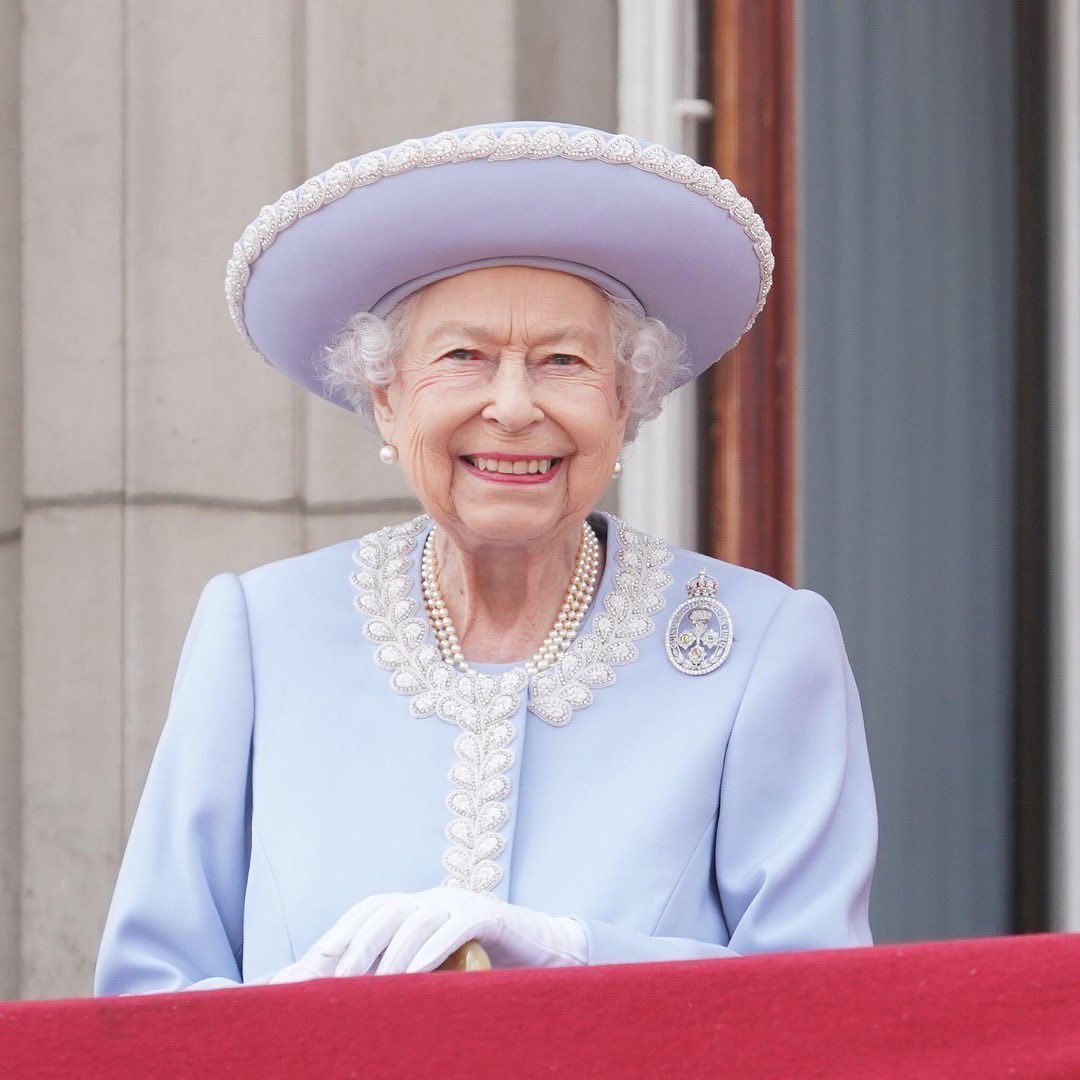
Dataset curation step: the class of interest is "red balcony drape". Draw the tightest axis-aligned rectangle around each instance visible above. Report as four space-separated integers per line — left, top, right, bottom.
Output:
2 932 1079 1078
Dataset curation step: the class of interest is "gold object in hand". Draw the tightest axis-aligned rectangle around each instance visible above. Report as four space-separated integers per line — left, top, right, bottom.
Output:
437 939 492 971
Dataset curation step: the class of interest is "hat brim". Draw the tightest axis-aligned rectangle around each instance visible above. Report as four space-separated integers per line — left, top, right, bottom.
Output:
226 121 773 407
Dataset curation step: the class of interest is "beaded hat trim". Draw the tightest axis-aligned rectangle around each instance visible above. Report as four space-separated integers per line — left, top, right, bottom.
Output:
224 124 774 363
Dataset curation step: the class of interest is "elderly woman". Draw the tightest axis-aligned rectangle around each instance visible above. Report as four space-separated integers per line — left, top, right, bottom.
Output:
94 121 877 994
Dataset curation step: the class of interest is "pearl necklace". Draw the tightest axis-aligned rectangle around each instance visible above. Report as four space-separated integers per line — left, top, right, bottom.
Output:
420 521 601 676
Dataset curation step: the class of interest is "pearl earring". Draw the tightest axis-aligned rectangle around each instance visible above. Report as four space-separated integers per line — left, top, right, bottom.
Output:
612 457 623 479
378 442 398 465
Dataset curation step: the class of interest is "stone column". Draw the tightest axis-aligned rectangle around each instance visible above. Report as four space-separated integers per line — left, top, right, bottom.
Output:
0 0 22 1002
20 0 127 1002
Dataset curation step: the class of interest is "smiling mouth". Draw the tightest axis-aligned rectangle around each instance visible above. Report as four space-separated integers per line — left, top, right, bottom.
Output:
459 454 563 475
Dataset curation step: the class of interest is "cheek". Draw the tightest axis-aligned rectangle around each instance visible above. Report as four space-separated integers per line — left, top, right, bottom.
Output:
389 379 478 505
394 374 471 449
545 378 624 451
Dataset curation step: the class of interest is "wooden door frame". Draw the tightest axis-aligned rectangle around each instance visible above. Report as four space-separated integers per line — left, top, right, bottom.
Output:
703 0 798 582
703 0 1053 933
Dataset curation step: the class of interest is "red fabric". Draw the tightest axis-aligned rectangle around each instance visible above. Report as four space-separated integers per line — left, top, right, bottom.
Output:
3 932 1079 1078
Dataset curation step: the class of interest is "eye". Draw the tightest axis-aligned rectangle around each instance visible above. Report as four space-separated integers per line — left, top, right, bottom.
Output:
547 353 582 366
444 348 477 361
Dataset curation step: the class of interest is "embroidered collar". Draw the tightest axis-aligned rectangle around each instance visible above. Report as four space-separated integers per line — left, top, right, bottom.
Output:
350 511 673 727
348 511 673 891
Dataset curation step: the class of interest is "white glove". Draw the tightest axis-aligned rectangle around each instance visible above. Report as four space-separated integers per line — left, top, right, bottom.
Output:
298 885 589 977
265 949 338 985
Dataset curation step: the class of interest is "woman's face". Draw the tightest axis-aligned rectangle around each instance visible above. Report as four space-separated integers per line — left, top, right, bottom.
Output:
371 265 628 549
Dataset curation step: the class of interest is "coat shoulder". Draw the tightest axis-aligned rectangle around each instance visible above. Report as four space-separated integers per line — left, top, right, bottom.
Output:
666 542 792 640
235 515 425 606
605 514 798 669
237 535 357 598
665 541 792 604
643 527 847 668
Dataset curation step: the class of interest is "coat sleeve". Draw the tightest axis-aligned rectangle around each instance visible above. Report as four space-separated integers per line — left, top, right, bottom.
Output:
569 587 879 966
93 572 273 995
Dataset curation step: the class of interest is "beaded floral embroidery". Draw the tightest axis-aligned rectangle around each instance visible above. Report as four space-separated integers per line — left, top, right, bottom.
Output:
349 513 674 892
527 518 674 726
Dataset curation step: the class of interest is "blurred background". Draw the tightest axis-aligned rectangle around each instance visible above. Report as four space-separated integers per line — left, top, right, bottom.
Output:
0 0 1077 1000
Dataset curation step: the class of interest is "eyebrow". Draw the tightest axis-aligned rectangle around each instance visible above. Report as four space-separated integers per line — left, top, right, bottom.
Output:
424 321 602 351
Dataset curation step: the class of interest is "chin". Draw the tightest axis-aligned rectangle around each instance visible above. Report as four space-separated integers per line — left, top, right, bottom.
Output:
450 502 565 546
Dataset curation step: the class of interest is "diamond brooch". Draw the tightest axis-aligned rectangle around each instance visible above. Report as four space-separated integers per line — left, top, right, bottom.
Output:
665 569 734 676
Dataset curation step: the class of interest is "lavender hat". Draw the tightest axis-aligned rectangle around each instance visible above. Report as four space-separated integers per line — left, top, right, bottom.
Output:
224 120 774 408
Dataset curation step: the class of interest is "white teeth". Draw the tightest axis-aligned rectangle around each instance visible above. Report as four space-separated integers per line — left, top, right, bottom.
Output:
466 455 557 474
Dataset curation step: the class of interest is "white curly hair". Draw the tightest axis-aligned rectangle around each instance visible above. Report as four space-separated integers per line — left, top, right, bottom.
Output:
316 279 691 444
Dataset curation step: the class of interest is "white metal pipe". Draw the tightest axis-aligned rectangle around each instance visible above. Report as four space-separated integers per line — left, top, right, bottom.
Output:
616 0 703 549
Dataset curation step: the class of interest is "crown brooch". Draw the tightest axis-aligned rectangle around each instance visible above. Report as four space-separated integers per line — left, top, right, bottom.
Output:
665 568 734 676
685 569 720 599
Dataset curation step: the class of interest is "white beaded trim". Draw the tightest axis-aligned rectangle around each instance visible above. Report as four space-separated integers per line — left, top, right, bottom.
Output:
528 516 674 726
224 125 774 358
350 514 525 893
348 511 675 892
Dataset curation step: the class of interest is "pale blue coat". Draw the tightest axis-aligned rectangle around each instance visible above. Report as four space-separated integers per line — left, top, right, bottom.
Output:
94 511 878 995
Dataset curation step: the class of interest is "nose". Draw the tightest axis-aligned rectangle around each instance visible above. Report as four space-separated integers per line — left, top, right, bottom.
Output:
480 358 544 432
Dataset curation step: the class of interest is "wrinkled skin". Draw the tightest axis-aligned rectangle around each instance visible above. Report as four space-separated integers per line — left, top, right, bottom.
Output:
371 265 627 664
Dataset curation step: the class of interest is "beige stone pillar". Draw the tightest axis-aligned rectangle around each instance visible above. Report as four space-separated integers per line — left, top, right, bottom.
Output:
0 0 22 1002
20 0 126 1002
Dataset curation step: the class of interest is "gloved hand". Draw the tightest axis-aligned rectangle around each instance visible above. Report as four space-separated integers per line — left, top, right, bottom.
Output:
265 947 338 984
292 885 589 977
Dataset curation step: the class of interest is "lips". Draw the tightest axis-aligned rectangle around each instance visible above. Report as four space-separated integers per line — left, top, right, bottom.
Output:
458 454 565 485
